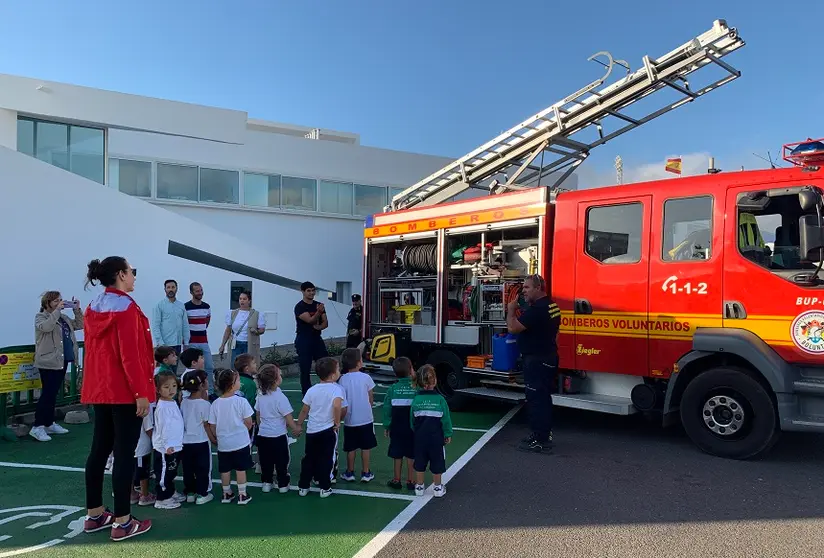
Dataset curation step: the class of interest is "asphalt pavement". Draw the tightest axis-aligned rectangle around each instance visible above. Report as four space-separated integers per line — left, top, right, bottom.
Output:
378 404 824 558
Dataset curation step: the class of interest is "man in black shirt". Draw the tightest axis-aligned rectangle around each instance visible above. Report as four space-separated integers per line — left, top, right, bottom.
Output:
506 274 561 453
294 281 329 395
346 294 364 348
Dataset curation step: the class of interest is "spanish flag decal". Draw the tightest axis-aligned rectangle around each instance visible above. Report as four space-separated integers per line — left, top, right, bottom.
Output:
665 157 682 175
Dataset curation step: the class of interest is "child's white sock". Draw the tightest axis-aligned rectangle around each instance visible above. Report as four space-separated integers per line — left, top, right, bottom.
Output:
222 484 231 494
238 483 247 495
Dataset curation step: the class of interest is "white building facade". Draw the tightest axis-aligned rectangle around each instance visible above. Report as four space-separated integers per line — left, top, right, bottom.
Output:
0 73 452 352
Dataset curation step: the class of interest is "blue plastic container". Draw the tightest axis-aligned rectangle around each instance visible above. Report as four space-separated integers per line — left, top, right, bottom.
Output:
492 333 519 372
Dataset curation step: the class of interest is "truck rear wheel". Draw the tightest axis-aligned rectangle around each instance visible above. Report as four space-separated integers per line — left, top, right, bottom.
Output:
680 366 779 460
426 350 468 409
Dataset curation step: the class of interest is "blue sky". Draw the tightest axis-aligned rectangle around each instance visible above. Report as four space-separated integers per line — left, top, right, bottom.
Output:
0 0 821 186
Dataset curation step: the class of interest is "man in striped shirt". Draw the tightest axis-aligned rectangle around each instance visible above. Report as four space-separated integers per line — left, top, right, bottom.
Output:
185 282 214 394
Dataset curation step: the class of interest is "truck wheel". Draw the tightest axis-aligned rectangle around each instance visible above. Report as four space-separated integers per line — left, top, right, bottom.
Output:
680 366 779 460
426 350 467 409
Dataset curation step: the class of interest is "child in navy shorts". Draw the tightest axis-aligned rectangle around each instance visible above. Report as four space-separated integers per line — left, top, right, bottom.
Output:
208 368 254 505
410 364 453 498
338 348 377 483
382 357 417 490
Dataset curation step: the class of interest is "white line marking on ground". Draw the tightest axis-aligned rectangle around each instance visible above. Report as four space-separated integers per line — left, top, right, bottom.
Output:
370 422 487 433
0 462 414 502
352 404 522 558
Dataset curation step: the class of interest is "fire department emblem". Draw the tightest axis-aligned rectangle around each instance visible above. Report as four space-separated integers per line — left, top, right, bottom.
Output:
791 311 824 354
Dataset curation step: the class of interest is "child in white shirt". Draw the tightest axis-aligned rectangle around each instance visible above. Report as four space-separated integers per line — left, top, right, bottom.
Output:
131 401 156 507
181 370 216 505
254 364 301 494
296 357 346 498
152 371 186 510
338 348 377 483
208 368 254 505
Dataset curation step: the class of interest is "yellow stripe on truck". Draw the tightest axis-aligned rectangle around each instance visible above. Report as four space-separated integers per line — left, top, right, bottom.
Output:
558 311 795 346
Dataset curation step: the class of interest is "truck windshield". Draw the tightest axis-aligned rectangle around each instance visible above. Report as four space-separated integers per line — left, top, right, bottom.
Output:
736 187 821 272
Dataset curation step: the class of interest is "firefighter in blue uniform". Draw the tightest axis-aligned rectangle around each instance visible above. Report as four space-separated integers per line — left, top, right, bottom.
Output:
506 274 561 453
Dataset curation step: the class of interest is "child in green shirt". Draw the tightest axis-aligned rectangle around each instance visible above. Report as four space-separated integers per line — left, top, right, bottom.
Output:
410 364 452 498
382 357 418 490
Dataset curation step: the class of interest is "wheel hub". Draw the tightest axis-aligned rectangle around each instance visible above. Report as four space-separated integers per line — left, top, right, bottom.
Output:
702 395 745 436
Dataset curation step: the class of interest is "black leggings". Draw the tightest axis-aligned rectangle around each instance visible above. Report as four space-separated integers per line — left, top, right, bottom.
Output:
85 404 142 518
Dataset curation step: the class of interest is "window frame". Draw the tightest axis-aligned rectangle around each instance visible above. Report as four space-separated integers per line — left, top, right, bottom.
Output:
198 166 240 205
280 175 318 212
319 180 355 215
660 195 715 264
584 201 644 265
242 171 282 209
108 157 154 198
18 116 107 184
156 161 200 202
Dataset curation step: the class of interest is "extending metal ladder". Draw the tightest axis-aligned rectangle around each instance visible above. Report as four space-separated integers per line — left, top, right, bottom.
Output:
391 19 745 211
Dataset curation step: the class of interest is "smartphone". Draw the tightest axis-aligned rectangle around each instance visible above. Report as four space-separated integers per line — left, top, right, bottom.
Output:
62 300 75 309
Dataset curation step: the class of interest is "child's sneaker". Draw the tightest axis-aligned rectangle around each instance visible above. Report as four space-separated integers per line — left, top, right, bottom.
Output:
298 488 309 497
186 493 196 504
171 492 187 504
278 485 290 494
110 517 151 542
238 493 252 505
361 471 375 483
342 471 356 482
196 493 214 505
319 489 332 498
83 509 114 533
406 481 416 491
154 498 180 510
387 479 402 489
138 494 156 507
130 490 140 505
221 492 235 504
262 483 273 493
414 484 425 497
433 484 447 498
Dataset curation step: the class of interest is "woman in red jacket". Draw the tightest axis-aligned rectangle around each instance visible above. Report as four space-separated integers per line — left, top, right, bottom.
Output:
81 257 154 542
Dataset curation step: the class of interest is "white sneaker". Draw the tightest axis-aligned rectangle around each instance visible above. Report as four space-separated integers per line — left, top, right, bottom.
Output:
29 426 51 442
278 486 290 494
433 484 446 498
414 484 425 497
154 498 181 510
45 423 69 435
196 493 214 505
319 489 332 498
186 494 196 504
298 488 309 497
262 483 272 493
171 492 187 504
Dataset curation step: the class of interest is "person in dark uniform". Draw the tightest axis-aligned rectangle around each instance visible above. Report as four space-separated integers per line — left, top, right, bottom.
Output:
346 295 363 349
294 282 329 395
506 274 561 453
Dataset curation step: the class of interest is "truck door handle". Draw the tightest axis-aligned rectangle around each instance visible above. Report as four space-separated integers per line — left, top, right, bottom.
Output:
575 299 593 315
724 301 747 319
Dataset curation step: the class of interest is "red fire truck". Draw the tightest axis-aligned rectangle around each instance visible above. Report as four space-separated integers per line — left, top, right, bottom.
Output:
359 20 824 459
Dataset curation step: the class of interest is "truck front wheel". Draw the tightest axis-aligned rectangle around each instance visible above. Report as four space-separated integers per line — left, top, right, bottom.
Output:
680 366 779 460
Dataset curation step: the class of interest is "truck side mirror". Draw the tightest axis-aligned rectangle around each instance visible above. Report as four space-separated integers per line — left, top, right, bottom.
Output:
799 214 824 260
799 189 822 212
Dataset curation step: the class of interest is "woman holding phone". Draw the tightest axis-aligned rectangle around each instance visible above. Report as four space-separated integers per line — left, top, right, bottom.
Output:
31 291 84 442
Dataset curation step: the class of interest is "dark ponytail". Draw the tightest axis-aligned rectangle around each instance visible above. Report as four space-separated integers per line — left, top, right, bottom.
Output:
85 256 129 290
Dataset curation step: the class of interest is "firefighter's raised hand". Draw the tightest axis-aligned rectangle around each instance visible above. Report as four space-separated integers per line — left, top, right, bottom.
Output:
506 299 518 315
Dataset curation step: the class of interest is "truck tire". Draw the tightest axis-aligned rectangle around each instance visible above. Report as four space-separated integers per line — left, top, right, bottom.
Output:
426 350 468 409
679 366 779 460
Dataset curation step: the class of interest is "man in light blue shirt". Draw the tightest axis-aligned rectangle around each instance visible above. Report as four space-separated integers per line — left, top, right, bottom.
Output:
151 279 190 372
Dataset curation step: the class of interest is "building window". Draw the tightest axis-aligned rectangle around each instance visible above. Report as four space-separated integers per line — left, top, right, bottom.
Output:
17 118 34 156
282 176 317 211
585 203 643 264
69 126 105 183
109 158 152 197
336 281 352 303
200 167 239 204
319 180 354 214
230 281 253 310
157 163 198 201
244 173 281 208
354 184 387 216
662 196 713 261
17 117 105 184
